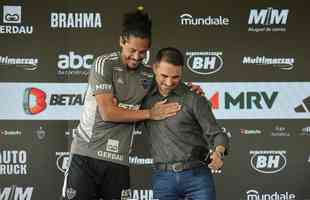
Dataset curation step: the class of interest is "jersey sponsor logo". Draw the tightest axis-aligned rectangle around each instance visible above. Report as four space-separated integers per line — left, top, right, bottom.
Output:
95 83 112 91
186 51 223 75
118 103 141 111
50 12 102 29
0 150 27 175
106 139 119 153
250 150 287 174
0 5 34 34
179 13 230 26
97 151 124 161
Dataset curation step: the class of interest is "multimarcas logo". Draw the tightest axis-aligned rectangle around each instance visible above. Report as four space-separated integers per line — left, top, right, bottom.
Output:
242 56 295 70
0 55 39 70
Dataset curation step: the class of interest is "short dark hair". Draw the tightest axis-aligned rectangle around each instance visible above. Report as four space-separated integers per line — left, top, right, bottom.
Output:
155 47 184 66
121 8 152 42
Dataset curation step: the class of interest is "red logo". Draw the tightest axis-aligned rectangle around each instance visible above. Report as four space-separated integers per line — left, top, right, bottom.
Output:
208 92 219 109
23 87 47 114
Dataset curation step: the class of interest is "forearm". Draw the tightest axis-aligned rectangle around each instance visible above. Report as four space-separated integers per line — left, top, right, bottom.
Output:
99 106 150 122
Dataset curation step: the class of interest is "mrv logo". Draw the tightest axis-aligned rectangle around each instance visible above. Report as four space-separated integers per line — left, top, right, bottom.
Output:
50 12 102 28
246 189 296 200
248 8 289 32
0 185 33 200
225 91 278 109
57 51 94 76
0 150 27 175
186 51 223 75
250 150 287 174
1 6 34 34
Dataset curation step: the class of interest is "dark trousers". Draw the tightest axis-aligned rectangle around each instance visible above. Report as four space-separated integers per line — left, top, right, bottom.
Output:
61 154 130 200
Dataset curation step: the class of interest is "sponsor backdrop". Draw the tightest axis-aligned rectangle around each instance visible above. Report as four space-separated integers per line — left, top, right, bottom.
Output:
0 0 309 200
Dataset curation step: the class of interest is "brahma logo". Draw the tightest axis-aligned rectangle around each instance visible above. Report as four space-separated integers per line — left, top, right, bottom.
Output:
50 12 102 29
186 51 223 75
250 150 286 174
23 87 47 115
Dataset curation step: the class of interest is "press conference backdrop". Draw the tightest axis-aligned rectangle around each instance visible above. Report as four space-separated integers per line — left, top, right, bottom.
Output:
0 0 309 200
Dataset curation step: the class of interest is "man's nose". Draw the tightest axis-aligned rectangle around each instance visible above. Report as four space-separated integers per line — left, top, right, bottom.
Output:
132 52 139 60
165 79 173 86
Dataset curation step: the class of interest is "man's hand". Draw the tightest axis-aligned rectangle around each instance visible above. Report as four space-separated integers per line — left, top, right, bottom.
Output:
187 82 205 96
149 100 181 120
208 151 224 171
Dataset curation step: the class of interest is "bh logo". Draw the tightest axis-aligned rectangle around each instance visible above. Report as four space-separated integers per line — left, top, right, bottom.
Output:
250 150 287 174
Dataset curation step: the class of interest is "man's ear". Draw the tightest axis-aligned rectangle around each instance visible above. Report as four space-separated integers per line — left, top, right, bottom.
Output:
119 36 125 47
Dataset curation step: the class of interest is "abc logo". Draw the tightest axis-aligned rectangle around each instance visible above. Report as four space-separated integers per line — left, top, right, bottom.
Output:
58 51 94 69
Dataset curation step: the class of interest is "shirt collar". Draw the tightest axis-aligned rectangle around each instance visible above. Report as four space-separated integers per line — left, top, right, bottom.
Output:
150 82 187 97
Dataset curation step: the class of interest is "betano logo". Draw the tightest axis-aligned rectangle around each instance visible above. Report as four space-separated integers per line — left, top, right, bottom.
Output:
23 87 47 115
1 5 33 34
23 87 85 115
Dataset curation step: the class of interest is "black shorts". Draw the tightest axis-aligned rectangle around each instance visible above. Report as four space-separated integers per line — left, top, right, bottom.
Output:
61 154 130 200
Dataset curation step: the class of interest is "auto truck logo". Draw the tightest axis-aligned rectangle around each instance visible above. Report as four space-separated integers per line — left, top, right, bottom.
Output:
250 150 286 174
186 51 223 75
23 87 47 115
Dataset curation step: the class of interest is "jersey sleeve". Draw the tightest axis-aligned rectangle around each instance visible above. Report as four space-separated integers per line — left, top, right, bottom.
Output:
88 55 114 95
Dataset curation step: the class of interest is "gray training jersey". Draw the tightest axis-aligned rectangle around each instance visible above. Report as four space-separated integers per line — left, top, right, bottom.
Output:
70 51 154 166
